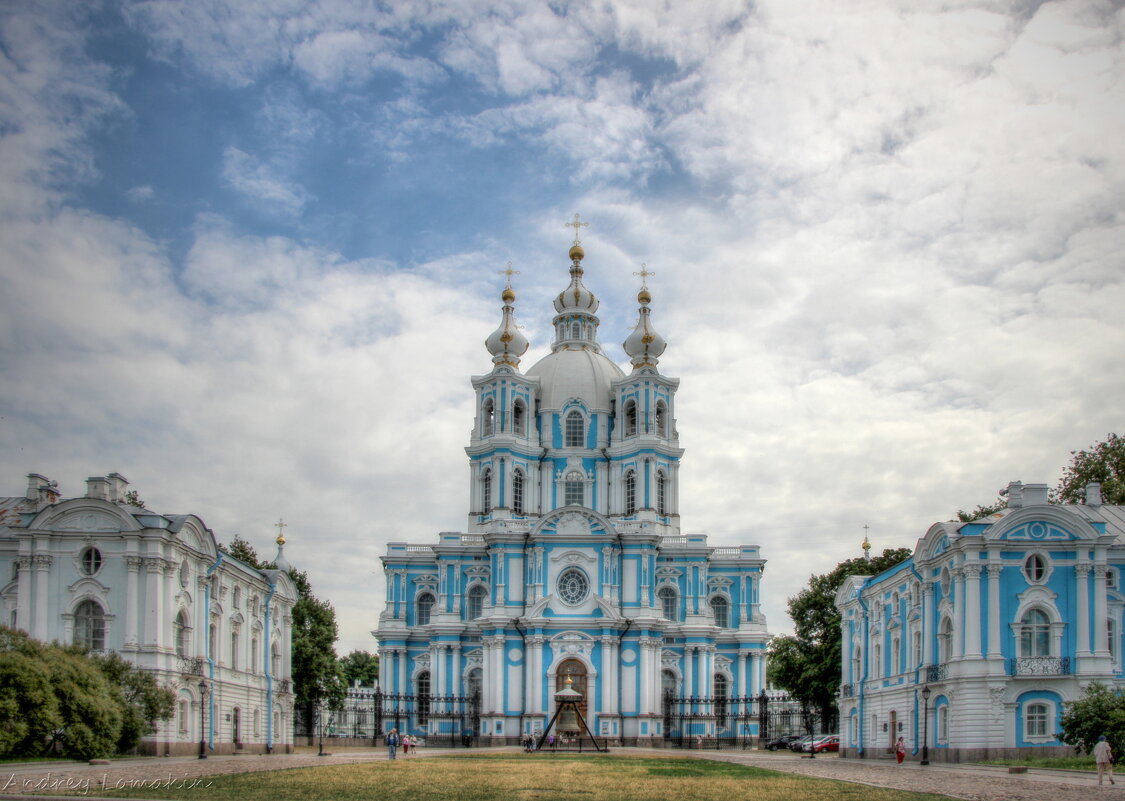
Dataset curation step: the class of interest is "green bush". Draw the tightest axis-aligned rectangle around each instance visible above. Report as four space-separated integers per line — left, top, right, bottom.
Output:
1059 682 1125 764
0 650 60 755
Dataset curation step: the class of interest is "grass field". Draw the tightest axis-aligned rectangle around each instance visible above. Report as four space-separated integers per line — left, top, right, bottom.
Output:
96 753 956 801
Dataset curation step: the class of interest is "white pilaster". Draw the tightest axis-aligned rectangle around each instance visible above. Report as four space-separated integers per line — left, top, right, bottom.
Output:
33 555 51 640
987 564 1002 658
125 557 141 646
1077 563 1091 656
15 557 32 632
1094 565 1110 656
963 563 982 658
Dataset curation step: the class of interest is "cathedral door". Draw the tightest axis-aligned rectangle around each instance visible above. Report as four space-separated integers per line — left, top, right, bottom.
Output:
888 710 897 751
555 659 588 730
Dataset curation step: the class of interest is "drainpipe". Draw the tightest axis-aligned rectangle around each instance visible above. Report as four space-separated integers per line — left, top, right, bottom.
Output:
264 578 277 754
205 553 224 753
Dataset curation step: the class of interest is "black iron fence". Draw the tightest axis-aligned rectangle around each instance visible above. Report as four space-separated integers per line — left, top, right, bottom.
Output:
295 691 481 747
662 692 837 749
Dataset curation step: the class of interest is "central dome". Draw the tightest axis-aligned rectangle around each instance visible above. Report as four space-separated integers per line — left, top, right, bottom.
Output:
525 347 624 411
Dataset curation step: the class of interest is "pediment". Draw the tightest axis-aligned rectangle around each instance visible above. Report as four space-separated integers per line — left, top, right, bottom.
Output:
531 508 615 539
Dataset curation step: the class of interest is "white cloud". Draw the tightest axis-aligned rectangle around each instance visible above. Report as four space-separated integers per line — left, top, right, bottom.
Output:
220 146 313 215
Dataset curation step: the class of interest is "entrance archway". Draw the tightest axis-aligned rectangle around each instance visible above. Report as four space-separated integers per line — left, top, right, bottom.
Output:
888 710 897 750
555 659 588 729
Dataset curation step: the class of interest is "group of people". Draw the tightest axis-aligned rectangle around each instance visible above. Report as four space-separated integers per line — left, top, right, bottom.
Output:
384 729 420 759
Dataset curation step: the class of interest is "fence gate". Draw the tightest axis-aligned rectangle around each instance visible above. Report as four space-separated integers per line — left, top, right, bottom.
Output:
662 692 837 749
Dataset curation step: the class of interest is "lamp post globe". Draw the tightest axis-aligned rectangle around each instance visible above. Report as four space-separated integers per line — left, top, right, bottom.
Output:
920 685 931 766
197 680 209 760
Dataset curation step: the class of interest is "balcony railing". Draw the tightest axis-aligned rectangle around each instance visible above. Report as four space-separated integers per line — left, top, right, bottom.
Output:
1009 656 1071 676
178 656 204 675
926 663 947 682
276 678 292 694
839 683 855 697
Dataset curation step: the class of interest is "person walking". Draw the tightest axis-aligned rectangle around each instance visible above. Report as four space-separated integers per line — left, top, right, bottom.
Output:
386 728 398 760
1094 735 1115 785
895 736 907 764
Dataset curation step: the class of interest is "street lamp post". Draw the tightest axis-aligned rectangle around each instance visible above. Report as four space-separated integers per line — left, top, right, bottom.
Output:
317 697 326 757
197 680 209 760
920 685 931 766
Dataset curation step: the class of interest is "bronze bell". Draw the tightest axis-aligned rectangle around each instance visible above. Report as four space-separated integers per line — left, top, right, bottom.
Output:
558 707 579 734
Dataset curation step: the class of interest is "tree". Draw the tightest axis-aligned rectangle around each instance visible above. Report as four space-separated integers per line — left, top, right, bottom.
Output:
0 647 60 755
88 652 175 753
768 548 912 720
957 498 1007 522
289 569 345 730
218 534 266 568
339 650 379 687
1055 433 1125 505
1060 682 1125 764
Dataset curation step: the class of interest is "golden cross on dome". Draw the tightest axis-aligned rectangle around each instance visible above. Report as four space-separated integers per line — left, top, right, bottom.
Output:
633 263 655 289
498 261 520 288
564 213 588 245
275 518 287 545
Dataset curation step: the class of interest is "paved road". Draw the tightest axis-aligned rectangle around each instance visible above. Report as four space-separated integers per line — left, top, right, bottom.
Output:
2 746 1123 801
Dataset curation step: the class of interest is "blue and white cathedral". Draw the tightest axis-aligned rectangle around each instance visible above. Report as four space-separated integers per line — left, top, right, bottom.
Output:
374 234 770 744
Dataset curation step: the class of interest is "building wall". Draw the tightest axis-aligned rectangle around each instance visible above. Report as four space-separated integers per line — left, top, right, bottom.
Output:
0 472 296 755
837 481 1123 762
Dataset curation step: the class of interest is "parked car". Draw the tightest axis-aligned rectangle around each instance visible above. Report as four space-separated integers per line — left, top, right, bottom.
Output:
766 734 803 751
790 735 815 752
809 734 840 753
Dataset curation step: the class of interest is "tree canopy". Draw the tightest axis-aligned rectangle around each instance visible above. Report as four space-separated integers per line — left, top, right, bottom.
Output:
768 548 912 718
339 650 379 687
1060 682 1125 763
1055 433 1125 505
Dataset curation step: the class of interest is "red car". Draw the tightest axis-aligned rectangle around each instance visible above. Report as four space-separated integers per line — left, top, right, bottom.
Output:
809 735 840 753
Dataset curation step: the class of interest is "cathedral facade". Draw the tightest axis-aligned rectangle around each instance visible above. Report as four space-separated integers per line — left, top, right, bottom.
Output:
374 238 770 745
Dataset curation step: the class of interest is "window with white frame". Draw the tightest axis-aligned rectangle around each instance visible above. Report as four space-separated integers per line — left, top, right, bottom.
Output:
416 593 435 626
624 399 637 437
481 468 492 515
1108 567 1118 590
714 674 729 727
482 398 494 436
658 586 678 621
174 609 190 657
512 469 525 515
912 630 922 668
179 699 189 733
565 411 585 447
1019 608 1051 657
937 705 949 742
1024 701 1050 739
625 470 637 515
656 471 667 515
564 471 584 506
710 596 730 628
655 401 667 437
416 671 431 726
851 646 861 684
1109 617 1119 665
80 547 103 576
467 584 487 620
74 600 105 651
1023 553 1048 583
938 617 953 663
891 636 900 674
872 643 881 679
513 400 526 436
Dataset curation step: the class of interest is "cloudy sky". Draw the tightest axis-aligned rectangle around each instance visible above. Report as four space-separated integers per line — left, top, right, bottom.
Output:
1 0 1122 654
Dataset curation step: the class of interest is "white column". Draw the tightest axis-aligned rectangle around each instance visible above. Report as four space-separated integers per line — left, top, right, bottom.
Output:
922 584 935 665
952 569 964 659
756 651 765 693
15 557 32 632
144 557 163 647
33 555 51 640
125 557 141 646
737 653 747 698
987 564 1002 658
600 637 612 714
1094 565 1110 656
163 562 177 652
1077 564 1091 656
397 648 407 696
963 564 982 658
684 646 694 698
492 636 505 715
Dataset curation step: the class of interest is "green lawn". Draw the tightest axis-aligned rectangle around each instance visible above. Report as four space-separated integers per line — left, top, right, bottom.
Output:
94 753 957 801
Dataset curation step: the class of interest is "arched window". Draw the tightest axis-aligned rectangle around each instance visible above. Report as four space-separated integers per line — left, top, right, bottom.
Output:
466 668 482 699
467 584 487 620
656 471 667 515
1020 608 1051 657
872 643 882 679
655 401 667 437
564 471 584 507
624 400 638 437
416 671 430 726
512 469 525 515
1024 702 1049 738
938 617 953 663
271 642 280 676
565 411 585 447
512 400 526 436
624 470 637 515
714 674 729 727
233 587 242 608
416 593 435 626
231 629 240 670
481 468 492 515
662 669 678 697
658 586 678 621
251 635 259 673
852 646 861 683
482 398 495 436
937 705 949 742
912 630 922 668
571 322 581 340
174 609 190 657
74 600 105 651
891 636 900 674
710 596 729 628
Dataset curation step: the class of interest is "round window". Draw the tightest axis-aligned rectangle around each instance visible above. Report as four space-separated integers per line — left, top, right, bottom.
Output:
80 547 103 576
557 568 589 605
1025 554 1047 583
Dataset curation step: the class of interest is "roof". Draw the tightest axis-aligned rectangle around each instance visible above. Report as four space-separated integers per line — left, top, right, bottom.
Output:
525 346 624 411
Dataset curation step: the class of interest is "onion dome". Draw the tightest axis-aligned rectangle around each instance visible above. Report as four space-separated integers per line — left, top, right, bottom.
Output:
553 246 599 314
273 521 291 573
623 275 666 370
485 284 530 369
